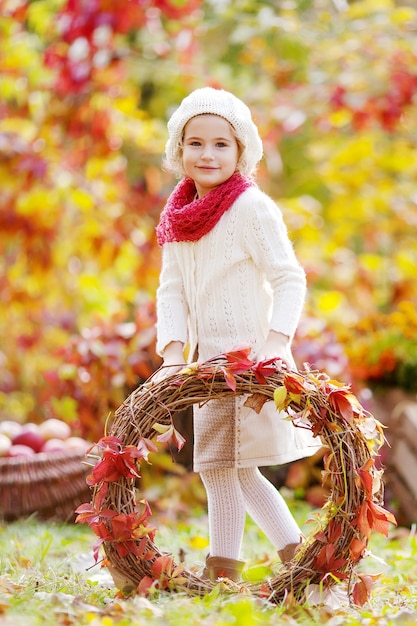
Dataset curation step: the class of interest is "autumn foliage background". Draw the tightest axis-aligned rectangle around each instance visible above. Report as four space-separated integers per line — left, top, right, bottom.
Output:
1 0 417 447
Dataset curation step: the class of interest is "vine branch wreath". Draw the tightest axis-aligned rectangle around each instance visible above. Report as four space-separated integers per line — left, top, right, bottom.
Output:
76 346 396 606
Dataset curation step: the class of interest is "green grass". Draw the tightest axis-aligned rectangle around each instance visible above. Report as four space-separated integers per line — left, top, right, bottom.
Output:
0 498 416 626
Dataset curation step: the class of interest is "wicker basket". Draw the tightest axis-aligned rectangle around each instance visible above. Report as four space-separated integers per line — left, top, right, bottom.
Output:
0 449 91 522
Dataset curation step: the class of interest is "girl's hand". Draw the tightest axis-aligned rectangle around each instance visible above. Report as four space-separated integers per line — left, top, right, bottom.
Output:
147 341 186 385
148 362 185 384
255 330 297 371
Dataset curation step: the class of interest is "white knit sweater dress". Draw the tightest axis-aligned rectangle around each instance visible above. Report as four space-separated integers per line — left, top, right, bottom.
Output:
156 186 322 471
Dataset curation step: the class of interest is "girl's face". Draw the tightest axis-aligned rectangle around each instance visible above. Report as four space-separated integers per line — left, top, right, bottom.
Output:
182 114 240 198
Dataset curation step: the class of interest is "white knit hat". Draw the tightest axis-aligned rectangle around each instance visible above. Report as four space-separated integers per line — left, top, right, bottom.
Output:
165 87 263 178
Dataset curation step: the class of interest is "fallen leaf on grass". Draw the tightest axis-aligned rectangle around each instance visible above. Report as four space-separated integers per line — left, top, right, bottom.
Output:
306 582 349 609
0 575 25 595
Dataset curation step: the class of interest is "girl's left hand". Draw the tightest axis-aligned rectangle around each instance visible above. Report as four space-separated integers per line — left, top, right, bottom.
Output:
255 330 297 371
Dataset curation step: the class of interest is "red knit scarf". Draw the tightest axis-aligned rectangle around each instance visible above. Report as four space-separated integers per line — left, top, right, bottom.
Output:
156 172 254 245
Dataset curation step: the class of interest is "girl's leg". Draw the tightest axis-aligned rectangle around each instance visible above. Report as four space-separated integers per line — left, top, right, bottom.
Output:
199 468 246 559
237 467 301 551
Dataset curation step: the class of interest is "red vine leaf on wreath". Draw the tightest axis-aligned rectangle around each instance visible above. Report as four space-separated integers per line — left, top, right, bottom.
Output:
88 435 124 453
252 358 278 384
314 544 348 580
216 345 255 391
327 388 363 423
108 502 156 558
219 366 239 392
92 480 109 511
313 519 348 579
222 345 254 372
75 502 118 562
138 555 187 595
314 518 343 545
353 500 397 539
283 372 306 394
356 458 383 499
86 443 143 485
75 501 116 528
349 537 367 563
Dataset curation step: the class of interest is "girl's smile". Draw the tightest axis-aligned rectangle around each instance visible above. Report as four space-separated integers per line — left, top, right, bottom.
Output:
182 114 240 197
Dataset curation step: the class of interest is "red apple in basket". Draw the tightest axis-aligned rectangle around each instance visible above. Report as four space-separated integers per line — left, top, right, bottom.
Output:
12 424 44 453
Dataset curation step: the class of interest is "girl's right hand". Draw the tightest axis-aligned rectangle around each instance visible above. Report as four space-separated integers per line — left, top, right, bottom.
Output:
146 340 185 385
147 362 185 385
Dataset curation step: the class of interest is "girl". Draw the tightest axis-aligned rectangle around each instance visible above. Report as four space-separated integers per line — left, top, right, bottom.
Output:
154 87 321 582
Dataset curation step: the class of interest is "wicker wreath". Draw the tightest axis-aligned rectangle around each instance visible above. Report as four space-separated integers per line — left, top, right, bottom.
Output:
76 349 396 604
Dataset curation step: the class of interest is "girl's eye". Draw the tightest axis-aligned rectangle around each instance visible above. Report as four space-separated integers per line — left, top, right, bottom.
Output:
216 142 227 148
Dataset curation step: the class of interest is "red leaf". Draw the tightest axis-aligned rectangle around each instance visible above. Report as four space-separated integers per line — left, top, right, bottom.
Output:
138 576 155 596
221 366 237 392
314 518 343 545
87 444 143 485
349 537 367 562
75 502 116 527
353 500 397 538
136 537 156 561
369 502 397 535
150 554 175 579
352 573 380 606
328 389 357 422
357 459 375 499
258 583 272 599
252 358 278 384
314 544 348 578
93 481 109 510
94 435 124 452
283 372 306 394
223 345 254 372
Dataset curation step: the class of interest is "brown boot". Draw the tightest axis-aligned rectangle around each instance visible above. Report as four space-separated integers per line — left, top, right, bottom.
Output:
278 542 301 565
202 555 245 582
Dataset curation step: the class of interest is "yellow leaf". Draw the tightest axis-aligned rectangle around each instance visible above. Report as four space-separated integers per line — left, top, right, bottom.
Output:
69 188 94 212
152 422 170 434
328 109 352 128
273 386 287 410
289 393 302 405
391 6 417 25
316 291 344 314
188 535 209 550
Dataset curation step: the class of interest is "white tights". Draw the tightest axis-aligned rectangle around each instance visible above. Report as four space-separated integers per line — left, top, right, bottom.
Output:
200 467 301 560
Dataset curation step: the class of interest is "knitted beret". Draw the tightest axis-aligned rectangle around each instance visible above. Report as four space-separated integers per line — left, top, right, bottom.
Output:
165 87 263 178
